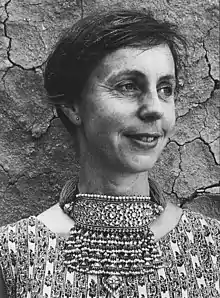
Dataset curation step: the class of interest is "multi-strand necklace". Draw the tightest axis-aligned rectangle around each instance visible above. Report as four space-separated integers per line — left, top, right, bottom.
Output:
60 182 164 294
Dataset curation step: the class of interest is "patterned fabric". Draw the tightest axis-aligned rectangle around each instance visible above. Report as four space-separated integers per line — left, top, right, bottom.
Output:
0 209 220 298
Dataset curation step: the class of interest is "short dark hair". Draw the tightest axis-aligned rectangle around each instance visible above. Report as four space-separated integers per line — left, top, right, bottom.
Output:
44 9 187 132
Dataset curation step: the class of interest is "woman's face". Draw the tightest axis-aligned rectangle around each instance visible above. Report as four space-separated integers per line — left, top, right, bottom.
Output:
78 44 176 173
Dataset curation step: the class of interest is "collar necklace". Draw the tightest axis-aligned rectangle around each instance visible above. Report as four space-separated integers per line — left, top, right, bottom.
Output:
60 181 164 294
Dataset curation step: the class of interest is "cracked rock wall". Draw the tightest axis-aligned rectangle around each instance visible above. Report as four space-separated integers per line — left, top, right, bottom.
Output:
0 0 219 225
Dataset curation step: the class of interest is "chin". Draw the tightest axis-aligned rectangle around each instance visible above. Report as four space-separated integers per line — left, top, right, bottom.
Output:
119 154 158 173
134 156 158 171
124 148 165 173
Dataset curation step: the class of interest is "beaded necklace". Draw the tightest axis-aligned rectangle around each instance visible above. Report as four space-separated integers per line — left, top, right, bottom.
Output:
60 182 164 295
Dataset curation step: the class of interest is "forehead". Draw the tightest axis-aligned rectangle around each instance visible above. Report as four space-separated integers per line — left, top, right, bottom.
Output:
92 44 175 82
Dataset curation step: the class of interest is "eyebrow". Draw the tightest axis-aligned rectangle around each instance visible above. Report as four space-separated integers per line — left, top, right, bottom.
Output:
157 74 176 84
105 70 145 83
105 70 176 84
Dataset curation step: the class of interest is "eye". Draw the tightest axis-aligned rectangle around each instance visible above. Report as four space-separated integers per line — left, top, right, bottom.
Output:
157 85 174 100
115 81 140 94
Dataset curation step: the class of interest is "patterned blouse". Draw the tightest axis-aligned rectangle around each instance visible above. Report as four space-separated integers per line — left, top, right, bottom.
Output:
0 208 219 298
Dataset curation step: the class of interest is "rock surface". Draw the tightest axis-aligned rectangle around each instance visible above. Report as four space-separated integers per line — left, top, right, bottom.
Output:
0 0 219 225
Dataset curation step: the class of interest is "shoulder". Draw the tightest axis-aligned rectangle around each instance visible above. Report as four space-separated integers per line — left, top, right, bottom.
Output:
0 212 68 297
0 217 29 250
0 203 73 243
0 216 39 237
0 215 56 262
0 217 39 259
182 208 220 242
182 207 220 226
0 217 33 297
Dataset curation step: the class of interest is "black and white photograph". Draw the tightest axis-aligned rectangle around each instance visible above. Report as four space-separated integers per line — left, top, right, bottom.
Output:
0 0 219 297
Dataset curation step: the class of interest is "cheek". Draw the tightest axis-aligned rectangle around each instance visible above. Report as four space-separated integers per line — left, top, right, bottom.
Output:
85 96 129 130
163 104 176 134
83 103 120 137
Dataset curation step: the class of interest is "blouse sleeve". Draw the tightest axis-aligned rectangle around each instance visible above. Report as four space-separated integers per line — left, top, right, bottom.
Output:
0 222 18 297
187 209 220 288
205 215 220 259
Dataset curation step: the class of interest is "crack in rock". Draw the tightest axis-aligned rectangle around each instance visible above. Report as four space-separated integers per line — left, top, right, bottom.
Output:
0 162 10 175
3 0 40 70
209 136 220 144
30 112 58 139
198 135 219 166
78 0 84 18
171 143 182 201
171 137 219 165
3 0 16 68
203 26 219 86
180 181 220 206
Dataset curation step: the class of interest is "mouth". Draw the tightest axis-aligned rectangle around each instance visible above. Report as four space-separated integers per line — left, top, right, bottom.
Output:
125 132 162 141
124 132 163 148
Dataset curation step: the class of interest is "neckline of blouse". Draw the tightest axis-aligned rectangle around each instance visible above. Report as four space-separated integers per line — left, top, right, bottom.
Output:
34 203 188 242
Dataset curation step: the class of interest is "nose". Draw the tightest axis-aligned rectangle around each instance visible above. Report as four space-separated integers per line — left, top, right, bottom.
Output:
138 90 163 122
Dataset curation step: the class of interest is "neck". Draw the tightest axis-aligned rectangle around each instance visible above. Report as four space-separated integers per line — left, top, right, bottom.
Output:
78 155 150 197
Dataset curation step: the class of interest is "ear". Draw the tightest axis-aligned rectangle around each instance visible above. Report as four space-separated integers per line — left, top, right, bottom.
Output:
59 105 81 126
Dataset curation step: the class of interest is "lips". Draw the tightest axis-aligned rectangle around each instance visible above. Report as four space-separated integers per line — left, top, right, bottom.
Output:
125 133 162 142
124 132 163 149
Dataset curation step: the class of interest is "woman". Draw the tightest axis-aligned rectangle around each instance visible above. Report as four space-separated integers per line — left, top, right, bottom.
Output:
0 9 219 298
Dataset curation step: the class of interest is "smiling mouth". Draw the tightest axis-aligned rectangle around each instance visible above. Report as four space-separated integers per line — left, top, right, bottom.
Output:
129 135 157 143
125 133 162 142
124 133 162 148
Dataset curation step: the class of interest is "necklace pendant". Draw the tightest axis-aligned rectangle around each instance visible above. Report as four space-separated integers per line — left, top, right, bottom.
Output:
102 275 123 294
